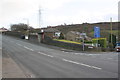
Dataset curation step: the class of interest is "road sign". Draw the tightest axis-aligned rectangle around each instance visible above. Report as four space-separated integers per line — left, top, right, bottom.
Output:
94 27 100 38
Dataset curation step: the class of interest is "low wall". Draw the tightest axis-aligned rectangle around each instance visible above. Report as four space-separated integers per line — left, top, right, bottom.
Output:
4 31 111 52
4 31 39 44
29 35 39 44
43 36 100 52
4 31 23 38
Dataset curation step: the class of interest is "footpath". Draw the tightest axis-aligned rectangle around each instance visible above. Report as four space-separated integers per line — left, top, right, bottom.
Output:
2 50 26 78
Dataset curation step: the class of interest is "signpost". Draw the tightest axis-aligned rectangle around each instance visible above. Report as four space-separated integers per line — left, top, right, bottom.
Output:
94 27 100 48
81 33 86 51
94 27 100 38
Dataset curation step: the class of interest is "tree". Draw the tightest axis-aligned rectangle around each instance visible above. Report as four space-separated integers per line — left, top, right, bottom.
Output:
109 34 116 48
11 23 28 32
59 33 64 39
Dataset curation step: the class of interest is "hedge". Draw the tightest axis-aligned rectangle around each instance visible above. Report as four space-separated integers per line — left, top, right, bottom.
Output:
92 38 107 48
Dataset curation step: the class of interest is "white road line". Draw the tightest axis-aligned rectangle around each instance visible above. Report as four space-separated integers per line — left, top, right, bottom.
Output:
38 52 54 58
46 55 54 58
24 46 34 51
62 59 80 64
62 58 102 70
91 66 102 70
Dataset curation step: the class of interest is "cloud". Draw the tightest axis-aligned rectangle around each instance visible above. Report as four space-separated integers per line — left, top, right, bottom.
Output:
0 0 119 28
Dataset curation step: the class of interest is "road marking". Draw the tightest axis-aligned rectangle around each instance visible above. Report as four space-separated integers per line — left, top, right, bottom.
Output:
62 58 102 70
24 46 34 51
62 59 80 64
91 66 102 70
38 52 54 58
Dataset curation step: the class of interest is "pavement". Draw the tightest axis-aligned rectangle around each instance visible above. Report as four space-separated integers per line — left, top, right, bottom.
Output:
0 34 2 79
2 35 119 78
2 53 26 78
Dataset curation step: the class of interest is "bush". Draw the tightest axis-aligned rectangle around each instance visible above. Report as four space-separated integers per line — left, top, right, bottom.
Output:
59 33 64 39
92 38 107 48
84 41 92 44
109 34 116 48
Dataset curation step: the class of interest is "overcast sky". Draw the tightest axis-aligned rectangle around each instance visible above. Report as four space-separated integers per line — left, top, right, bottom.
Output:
0 0 119 29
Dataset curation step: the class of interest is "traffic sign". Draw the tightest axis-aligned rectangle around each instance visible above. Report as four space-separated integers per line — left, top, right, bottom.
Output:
94 27 100 38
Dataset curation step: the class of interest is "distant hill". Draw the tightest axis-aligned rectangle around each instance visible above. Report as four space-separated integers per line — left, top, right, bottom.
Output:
41 22 119 40
55 22 118 33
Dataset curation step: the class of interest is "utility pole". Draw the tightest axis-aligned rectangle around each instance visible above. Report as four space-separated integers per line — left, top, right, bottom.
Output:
82 24 85 51
110 17 113 44
39 6 41 28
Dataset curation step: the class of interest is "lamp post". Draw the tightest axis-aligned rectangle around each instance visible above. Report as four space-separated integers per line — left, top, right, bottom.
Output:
110 17 113 44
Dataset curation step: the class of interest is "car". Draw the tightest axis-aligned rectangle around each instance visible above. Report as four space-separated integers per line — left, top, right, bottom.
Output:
20 35 25 39
115 43 120 52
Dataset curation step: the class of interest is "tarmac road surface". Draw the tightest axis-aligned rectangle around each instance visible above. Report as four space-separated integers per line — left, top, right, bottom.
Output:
2 35 119 78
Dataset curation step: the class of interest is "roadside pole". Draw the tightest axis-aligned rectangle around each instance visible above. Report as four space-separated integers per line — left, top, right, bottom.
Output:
83 36 85 51
110 18 113 44
82 25 85 51
94 27 100 51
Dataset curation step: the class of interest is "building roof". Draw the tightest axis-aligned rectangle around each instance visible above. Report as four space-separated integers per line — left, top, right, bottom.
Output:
0 27 7 30
0 27 8 32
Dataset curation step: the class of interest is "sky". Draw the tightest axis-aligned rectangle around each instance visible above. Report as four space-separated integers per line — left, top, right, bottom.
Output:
0 0 119 29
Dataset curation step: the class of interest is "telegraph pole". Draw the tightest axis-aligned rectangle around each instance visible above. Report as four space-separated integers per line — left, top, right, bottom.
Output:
39 6 41 28
110 17 113 44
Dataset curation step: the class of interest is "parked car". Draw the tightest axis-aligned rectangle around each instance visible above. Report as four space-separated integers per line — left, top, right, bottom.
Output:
20 35 25 39
115 43 120 52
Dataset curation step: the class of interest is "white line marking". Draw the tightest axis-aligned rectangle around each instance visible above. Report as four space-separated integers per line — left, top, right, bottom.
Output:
24 46 34 51
47 55 54 57
62 59 80 64
91 66 102 70
38 52 54 58
62 58 102 70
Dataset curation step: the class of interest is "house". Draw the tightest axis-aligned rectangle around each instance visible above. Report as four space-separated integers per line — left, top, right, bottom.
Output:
66 31 91 42
42 27 61 39
0 27 8 32
66 31 81 41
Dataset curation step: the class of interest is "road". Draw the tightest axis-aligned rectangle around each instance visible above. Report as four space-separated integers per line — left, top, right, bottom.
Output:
2 35 119 78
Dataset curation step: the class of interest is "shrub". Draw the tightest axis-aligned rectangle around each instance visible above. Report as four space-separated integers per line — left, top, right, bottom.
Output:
59 33 64 39
92 38 107 48
84 41 92 44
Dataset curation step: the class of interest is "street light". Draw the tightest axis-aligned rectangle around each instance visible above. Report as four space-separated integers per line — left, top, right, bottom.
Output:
110 17 113 44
